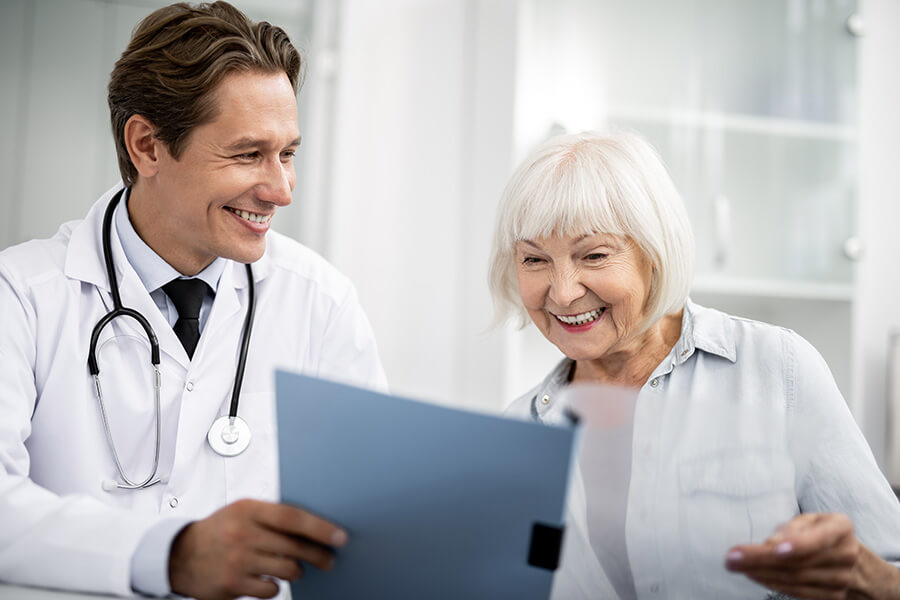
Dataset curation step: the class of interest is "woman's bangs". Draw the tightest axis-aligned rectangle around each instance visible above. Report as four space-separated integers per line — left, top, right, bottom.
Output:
512 165 626 242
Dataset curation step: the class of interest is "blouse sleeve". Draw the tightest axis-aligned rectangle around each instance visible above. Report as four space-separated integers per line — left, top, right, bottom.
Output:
786 330 900 567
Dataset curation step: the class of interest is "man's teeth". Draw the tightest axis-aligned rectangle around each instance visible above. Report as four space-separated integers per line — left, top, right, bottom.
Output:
229 208 271 224
555 308 604 325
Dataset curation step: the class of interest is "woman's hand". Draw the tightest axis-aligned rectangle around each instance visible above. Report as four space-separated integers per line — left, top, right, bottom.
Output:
724 512 900 599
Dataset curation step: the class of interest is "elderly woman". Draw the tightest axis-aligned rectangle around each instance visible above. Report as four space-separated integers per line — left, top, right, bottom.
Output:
490 131 900 599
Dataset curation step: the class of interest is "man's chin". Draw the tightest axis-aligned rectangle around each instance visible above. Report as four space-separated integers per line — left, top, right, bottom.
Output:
220 240 267 266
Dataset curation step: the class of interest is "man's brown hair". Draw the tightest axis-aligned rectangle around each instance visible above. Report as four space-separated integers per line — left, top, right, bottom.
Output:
108 1 303 186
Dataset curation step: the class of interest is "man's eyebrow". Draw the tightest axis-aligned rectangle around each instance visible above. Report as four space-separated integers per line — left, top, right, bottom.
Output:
222 136 302 151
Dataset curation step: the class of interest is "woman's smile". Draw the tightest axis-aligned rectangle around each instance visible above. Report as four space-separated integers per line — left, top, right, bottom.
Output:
552 307 607 332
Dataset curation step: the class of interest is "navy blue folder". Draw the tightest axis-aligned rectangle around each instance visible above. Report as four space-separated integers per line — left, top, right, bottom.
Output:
275 371 578 599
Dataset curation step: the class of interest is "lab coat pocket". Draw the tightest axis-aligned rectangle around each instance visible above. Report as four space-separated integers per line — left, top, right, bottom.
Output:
223 391 278 504
677 449 798 597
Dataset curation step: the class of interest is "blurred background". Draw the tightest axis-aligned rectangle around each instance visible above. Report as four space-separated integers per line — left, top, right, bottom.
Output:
2 0 900 481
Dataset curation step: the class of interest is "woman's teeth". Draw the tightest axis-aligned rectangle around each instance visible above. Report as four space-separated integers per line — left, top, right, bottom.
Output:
228 207 271 224
555 308 604 325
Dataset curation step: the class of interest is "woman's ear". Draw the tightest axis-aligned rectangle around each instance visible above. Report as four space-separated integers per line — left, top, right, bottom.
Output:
124 114 161 179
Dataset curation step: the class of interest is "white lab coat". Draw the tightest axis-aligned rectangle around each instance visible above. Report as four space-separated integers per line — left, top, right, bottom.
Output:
0 184 387 595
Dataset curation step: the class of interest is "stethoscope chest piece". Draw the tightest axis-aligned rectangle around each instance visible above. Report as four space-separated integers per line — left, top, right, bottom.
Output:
208 415 252 457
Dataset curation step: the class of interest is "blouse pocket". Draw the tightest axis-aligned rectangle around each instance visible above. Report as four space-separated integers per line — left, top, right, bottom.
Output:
677 449 799 597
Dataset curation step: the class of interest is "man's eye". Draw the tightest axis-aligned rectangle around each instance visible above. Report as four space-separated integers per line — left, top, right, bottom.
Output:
280 150 296 161
235 152 260 160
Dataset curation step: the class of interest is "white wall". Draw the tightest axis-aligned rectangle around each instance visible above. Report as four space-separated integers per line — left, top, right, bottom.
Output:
326 0 519 411
855 0 900 470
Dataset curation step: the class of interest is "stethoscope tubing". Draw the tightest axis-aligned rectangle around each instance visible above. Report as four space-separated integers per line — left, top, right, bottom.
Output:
89 188 255 490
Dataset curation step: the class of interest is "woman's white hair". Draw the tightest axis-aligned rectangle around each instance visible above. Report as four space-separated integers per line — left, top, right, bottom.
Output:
488 130 695 329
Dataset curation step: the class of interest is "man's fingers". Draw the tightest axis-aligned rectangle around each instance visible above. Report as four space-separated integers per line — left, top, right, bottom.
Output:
250 532 336 572
248 553 305 581
234 576 281 600
254 502 347 548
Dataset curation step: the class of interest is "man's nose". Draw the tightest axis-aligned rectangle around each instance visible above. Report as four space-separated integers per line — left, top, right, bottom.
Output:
257 157 294 206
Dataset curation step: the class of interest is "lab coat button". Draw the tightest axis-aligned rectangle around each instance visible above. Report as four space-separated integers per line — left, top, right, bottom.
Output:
650 583 660 593
185 381 194 392
169 497 179 508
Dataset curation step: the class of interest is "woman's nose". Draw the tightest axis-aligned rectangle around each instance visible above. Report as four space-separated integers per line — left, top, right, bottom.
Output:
548 269 586 307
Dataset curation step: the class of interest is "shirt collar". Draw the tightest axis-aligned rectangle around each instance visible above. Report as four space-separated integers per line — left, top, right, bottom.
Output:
530 299 737 421
115 188 226 294
677 298 737 364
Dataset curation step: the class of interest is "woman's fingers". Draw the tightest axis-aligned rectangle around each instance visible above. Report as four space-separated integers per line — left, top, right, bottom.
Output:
727 513 857 570
725 513 861 599
743 564 856 590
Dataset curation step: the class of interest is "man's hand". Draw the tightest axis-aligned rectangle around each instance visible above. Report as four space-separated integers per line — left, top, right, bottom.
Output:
724 512 900 600
168 499 347 600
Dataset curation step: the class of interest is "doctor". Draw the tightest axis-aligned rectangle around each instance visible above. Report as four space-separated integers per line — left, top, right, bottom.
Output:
0 2 386 599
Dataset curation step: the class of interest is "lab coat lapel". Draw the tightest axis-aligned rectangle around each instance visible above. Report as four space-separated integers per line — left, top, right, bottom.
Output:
202 246 272 342
64 184 123 292
64 184 190 370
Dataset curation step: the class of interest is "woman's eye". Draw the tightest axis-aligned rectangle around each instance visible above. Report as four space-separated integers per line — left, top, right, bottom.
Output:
521 256 543 265
585 253 607 261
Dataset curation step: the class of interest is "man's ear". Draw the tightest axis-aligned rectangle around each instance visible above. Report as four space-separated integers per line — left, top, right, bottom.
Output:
124 114 163 178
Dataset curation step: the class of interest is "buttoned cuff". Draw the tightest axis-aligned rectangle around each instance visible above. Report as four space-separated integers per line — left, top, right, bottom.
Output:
130 517 194 597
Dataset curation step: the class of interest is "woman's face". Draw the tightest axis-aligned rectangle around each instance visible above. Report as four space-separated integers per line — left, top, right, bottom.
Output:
515 233 654 362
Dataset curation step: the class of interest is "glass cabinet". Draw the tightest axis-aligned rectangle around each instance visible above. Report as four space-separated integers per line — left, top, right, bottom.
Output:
508 0 862 401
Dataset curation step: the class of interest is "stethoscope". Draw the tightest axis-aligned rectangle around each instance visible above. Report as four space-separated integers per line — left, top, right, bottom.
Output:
89 188 256 492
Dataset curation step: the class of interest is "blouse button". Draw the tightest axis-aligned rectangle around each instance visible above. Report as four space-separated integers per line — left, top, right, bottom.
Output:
540 395 551 405
185 381 194 392
649 378 659 388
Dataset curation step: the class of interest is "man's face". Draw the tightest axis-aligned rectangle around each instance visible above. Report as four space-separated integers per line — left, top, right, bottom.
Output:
146 71 300 274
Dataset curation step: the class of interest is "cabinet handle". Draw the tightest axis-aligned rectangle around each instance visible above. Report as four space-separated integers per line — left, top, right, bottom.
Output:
843 236 865 261
846 13 866 37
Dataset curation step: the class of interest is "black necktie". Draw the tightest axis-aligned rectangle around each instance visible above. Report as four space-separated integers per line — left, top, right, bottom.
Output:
162 278 209 359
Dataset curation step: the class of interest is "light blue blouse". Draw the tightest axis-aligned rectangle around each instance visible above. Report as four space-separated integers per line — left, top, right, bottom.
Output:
507 300 900 599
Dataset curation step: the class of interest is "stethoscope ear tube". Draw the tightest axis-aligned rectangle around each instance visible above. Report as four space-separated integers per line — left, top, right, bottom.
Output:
88 190 161 374
89 308 161 373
